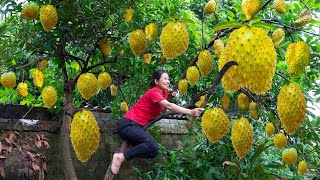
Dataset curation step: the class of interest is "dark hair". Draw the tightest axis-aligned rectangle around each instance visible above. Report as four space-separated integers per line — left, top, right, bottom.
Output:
149 70 167 88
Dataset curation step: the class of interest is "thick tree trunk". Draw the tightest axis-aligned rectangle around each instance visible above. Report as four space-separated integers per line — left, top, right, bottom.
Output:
60 87 78 179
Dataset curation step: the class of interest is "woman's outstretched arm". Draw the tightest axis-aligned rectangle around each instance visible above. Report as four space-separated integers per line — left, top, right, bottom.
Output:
158 100 203 117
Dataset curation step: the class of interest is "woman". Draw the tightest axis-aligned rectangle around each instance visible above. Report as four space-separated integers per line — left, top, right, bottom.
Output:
111 70 203 174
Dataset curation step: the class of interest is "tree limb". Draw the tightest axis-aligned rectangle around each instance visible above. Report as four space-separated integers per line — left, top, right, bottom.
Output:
14 56 50 71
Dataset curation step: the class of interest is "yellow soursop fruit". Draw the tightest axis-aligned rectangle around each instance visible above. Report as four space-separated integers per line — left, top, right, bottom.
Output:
178 79 188 95
33 68 44 88
39 4 58 32
70 110 100 162
272 28 285 49
42 86 57 108
129 29 147 56
145 23 158 42
119 49 124 56
294 11 312 27
186 66 200 86
273 0 286 14
249 101 259 120
124 8 133 23
77 73 99 100
195 95 207 108
17 82 28 97
204 0 216 14
265 122 275 137
298 160 307 175
213 39 224 58
99 38 112 56
1 72 16 88
160 22 189 59
221 93 230 111
198 50 213 77
242 0 263 21
218 26 277 94
231 117 253 159
98 72 112 90
237 93 250 111
201 107 229 143
273 133 287 149
120 101 129 112
282 148 298 165
143 53 152 64
21 2 39 20
277 83 306 135
38 59 48 71
110 84 117 96
285 42 310 77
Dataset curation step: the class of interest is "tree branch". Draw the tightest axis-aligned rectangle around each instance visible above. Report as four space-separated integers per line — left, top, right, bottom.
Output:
14 56 50 71
299 0 319 19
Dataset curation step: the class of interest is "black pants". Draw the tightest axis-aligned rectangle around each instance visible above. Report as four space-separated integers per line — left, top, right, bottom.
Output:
117 118 159 161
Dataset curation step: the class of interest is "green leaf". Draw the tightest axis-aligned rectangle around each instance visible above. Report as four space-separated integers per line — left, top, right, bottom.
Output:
179 19 195 24
250 144 272 163
252 22 277 31
251 16 261 24
213 21 243 31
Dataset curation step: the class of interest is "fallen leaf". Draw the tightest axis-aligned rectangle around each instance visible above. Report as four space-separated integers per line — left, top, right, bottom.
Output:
32 162 40 172
22 144 33 152
35 140 42 148
41 162 47 172
0 167 5 177
222 161 238 167
36 134 41 141
26 151 36 162
8 133 16 142
42 141 50 149
12 143 22 152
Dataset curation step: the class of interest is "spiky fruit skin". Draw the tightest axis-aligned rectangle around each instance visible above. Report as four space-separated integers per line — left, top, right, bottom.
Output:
42 86 57 108
129 29 147 56
77 73 99 100
39 5 58 32
145 23 158 42
178 79 188 95
195 95 207 108
298 160 307 175
160 56 167 64
124 8 133 23
99 38 112 56
221 93 230 111
265 122 275 137
242 0 263 21
204 0 216 14
273 133 287 149
160 22 189 59
110 84 117 96
273 0 286 14
143 53 152 64
120 101 129 112
218 26 276 94
237 93 250 111
272 28 285 49
231 117 253 159
294 11 312 27
249 101 259 120
201 108 229 143
186 66 200 86
98 72 112 90
198 50 213 77
282 148 298 165
70 110 100 162
1 72 16 88
285 42 310 77
213 39 224 58
17 83 28 97
21 2 39 20
277 83 306 135
33 69 44 88
38 59 48 71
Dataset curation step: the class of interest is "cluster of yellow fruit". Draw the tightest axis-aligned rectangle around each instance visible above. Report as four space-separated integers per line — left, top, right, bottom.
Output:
129 29 147 56
242 0 262 21
77 73 99 100
178 79 188 95
294 11 312 27
204 0 216 14
220 93 230 111
285 42 310 77
265 122 275 137
124 8 133 23
248 101 259 120
120 101 129 112
237 93 250 111
145 23 158 42
231 117 253 159
219 26 277 94
277 83 306 134
201 107 229 143
98 72 112 90
213 39 224 58
1 72 16 88
160 22 189 59
38 59 48 71
70 110 100 162
195 95 207 108
273 133 287 149
33 68 44 88
21 1 39 20
143 53 152 64
197 50 213 77
272 28 285 49
42 86 57 108
110 84 117 96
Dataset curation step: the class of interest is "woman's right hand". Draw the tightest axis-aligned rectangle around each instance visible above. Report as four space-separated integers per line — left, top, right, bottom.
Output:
191 108 203 117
